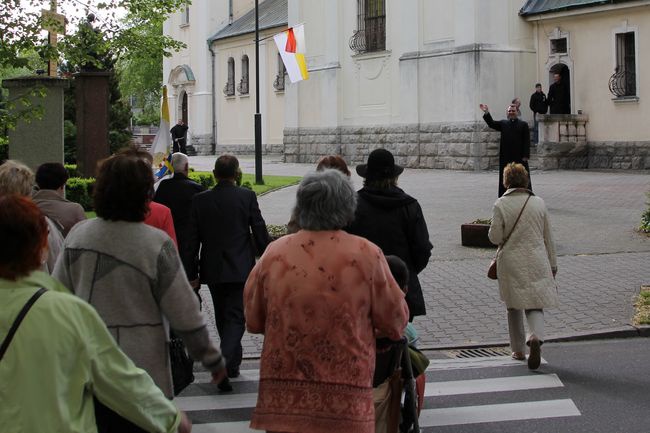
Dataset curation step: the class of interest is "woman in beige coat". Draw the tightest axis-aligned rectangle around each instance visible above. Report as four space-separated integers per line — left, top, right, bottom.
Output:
488 163 558 369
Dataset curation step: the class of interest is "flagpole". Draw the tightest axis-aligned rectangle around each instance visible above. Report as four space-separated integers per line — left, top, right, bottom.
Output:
254 0 263 184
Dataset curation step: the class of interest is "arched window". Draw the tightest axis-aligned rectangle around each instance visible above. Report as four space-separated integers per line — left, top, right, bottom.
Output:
224 57 235 96
238 55 249 95
273 53 286 91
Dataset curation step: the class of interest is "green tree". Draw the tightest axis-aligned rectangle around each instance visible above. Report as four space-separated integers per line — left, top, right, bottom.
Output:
0 0 187 142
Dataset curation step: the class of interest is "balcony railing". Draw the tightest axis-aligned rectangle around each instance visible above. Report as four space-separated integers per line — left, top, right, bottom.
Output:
223 81 235 97
608 69 636 97
237 76 249 95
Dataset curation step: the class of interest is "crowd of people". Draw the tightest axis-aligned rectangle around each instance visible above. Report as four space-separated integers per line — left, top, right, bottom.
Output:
0 140 558 431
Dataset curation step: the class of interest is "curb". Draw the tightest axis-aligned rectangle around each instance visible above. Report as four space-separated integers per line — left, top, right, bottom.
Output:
240 326 650 360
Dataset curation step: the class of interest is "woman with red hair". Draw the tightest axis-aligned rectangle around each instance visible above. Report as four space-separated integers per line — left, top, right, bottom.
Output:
0 195 192 433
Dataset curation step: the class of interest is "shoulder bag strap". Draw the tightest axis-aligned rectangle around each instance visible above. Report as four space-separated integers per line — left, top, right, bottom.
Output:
0 287 47 362
501 193 532 248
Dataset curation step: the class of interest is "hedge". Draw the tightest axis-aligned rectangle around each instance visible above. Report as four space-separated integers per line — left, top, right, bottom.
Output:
66 177 95 211
188 172 216 189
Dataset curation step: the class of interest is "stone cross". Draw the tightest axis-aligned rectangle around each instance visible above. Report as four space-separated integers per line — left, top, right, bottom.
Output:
41 0 65 77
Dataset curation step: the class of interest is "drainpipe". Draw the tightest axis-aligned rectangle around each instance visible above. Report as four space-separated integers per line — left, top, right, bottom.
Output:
229 0 233 23
208 41 217 154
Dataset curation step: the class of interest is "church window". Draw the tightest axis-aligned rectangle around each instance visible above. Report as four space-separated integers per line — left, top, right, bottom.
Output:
610 32 636 97
181 2 190 26
224 57 235 96
349 0 386 54
273 53 286 92
238 55 249 95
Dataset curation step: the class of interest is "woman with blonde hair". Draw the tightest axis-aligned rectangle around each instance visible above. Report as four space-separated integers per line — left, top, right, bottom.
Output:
488 162 558 369
0 160 63 273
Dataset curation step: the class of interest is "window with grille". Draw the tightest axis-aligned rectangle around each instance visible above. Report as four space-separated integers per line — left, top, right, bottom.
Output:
224 57 235 96
550 38 567 55
238 55 249 95
610 32 636 97
273 53 286 92
181 2 189 25
349 0 386 54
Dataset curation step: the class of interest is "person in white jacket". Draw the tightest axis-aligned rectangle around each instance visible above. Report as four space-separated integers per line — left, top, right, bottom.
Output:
488 162 558 369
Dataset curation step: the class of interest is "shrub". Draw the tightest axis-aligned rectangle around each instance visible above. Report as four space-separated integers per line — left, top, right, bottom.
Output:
641 192 650 234
64 164 81 178
66 177 95 211
188 172 216 189
0 140 7 163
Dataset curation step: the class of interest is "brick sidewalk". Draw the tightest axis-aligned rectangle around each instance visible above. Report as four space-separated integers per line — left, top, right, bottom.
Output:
189 156 650 354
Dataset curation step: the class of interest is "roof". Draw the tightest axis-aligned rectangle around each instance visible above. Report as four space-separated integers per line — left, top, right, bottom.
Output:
520 0 640 16
208 0 287 43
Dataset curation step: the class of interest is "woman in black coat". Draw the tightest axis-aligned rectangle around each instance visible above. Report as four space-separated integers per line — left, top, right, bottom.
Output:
347 149 433 319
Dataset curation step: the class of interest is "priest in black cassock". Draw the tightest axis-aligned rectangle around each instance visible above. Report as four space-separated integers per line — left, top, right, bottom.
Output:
480 103 532 197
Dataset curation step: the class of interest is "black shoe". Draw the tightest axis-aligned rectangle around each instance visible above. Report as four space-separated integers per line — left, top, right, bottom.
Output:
527 336 541 370
227 368 240 378
217 378 233 392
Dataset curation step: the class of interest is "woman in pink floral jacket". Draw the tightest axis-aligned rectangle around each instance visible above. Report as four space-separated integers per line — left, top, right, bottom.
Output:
244 169 409 433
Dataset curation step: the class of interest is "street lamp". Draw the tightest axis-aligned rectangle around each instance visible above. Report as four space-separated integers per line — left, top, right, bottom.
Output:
254 0 263 184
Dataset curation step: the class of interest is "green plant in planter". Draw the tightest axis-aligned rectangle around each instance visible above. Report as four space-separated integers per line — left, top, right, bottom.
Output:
267 224 288 240
470 218 492 225
640 192 650 234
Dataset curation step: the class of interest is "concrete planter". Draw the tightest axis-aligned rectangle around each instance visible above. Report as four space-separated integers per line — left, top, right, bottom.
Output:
461 223 497 248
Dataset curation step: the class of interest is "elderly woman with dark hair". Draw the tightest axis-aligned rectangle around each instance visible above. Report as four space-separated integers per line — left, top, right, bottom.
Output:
0 195 192 433
52 149 226 432
488 162 558 370
244 169 409 433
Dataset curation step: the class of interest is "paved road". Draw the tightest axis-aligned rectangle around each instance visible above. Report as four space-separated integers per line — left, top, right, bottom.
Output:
189 155 650 353
177 337 650 433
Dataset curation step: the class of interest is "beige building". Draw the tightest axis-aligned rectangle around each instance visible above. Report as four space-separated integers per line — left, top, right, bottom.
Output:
163 0 649 169
521 0 650 169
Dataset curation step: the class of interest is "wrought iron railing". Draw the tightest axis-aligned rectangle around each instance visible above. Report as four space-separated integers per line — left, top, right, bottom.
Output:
608 69 636 97
223 81 235 96
273 72 285 91
349 17 385 53
237 75 249 95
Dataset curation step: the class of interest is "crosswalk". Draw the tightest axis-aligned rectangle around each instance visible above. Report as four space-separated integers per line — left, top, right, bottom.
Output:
175 355 581 432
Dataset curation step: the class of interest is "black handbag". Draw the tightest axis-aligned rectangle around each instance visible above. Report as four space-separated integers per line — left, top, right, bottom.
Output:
169 330 195 395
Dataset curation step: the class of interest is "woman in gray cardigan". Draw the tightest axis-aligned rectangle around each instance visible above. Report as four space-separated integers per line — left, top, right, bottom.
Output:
53 149 226 432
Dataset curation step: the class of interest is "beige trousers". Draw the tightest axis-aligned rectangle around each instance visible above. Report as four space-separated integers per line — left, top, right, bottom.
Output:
507 308 545 354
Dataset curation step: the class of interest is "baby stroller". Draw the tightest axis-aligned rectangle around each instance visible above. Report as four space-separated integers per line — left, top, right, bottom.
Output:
373 337 427 433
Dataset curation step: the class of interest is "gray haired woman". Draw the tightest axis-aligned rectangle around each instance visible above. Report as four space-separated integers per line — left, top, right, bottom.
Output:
488 162 558 369
244 169 409 433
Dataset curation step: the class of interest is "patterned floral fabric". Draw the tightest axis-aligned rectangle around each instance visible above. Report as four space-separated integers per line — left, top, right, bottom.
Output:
244 230 409 433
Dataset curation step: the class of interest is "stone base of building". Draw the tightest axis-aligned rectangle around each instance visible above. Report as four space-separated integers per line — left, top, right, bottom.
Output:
189 134 214 156
193 140 284 156
284 123 502 171
283 124 649 171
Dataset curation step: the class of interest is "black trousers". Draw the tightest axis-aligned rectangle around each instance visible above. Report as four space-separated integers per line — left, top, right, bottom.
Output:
172 138 187 154
207 282 245 373
95 398 147 433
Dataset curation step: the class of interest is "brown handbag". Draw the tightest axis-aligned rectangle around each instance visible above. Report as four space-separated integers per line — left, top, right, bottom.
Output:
487 193 531 280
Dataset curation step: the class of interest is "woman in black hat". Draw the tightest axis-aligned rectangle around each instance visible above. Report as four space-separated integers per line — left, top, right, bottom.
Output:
347 148 433 319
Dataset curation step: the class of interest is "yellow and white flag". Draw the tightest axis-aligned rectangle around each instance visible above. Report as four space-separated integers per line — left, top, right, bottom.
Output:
274 24 308 83
150 86 173 179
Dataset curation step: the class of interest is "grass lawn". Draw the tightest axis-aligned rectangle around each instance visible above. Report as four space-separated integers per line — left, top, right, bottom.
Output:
634 286 650 325
240 173 302 195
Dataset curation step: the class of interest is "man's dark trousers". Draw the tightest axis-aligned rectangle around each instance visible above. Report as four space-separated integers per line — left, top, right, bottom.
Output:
208 282 245 374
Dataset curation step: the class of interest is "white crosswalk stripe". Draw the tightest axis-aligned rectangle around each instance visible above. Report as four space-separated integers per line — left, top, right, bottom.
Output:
177 356 581 431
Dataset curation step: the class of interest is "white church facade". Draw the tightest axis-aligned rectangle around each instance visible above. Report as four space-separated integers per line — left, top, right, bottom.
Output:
163 0 650 170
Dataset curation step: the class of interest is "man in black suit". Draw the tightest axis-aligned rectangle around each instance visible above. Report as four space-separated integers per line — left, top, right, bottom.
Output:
547 73 570 115
186 155 270 389
153 152 205 281
170 120 189 154
480 103 532 197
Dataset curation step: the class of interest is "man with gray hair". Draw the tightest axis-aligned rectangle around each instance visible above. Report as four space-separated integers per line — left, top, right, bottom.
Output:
154 153 205 281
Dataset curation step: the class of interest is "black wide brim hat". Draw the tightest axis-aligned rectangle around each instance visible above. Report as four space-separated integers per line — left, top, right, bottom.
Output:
356 148 404 180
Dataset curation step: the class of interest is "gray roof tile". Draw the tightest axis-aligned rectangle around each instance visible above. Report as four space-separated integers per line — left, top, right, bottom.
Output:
208 0 287 42
520 0 638 16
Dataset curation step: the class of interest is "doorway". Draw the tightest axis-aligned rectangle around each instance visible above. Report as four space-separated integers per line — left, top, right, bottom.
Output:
549 63 571 114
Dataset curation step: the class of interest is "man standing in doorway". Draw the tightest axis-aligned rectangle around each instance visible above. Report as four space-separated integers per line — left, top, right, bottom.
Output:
529 83 548 143
170 119 189 154
547 73 570 114
480 103 532 197
186 155 270 391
